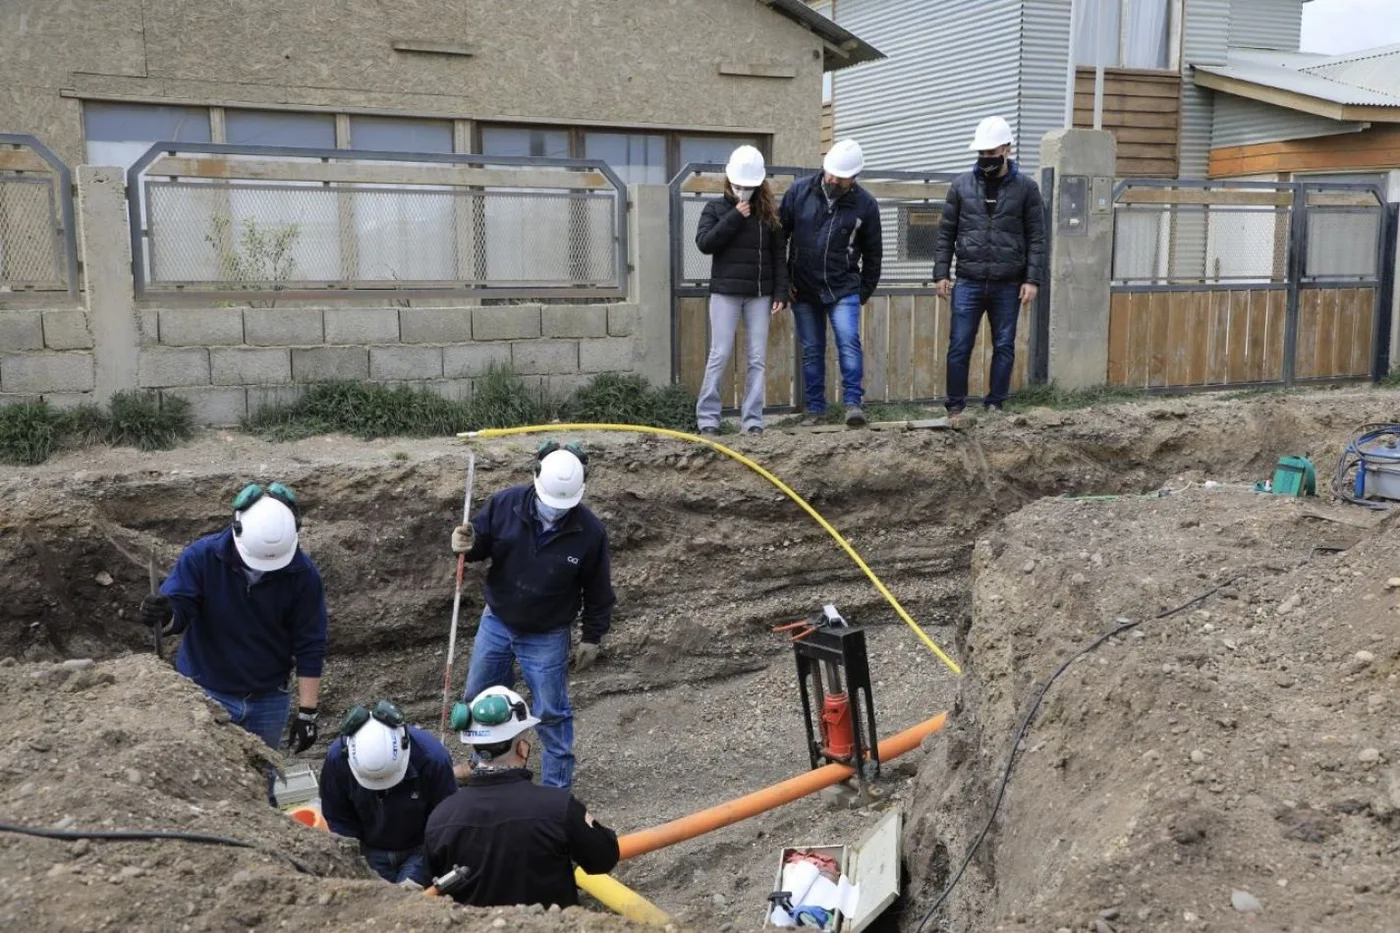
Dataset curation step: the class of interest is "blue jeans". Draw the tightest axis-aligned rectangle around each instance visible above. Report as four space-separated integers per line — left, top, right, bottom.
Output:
364 847 428 886
463 609 574 789
201 686 290 805
793 295 863 412
201 686 291 750
947 280 1021 410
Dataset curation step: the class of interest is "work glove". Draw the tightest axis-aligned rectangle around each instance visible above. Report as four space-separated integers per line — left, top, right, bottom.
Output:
572 641 600 672
289 707 318 753
450 524 474 554
139 594 171 628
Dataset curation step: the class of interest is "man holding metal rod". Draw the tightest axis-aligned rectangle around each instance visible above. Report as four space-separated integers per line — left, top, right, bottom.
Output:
448 441 615 790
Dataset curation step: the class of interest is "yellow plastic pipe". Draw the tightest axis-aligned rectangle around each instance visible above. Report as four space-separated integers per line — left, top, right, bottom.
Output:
460 423 961 675
614 712 947 861
573 868 674 926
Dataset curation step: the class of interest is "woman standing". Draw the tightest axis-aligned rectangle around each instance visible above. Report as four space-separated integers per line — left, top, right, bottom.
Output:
694 145 788 436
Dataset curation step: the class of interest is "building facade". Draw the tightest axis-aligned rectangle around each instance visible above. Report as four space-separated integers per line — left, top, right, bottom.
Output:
1 0 880 178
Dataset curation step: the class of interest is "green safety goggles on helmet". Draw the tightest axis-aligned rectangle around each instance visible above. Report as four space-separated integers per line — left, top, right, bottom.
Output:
449 693 529 732
339 699 406 738
232 481 301 519
534 440 589 478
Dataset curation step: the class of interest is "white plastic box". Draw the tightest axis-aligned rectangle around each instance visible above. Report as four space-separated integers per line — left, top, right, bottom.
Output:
763 809 902 933
271 762 320 809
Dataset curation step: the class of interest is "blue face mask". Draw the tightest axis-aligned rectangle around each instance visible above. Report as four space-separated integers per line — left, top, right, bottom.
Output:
536 502 567 526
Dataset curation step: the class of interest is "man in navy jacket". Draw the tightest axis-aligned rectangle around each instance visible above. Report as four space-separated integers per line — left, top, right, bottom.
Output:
780 138 883 428
141 483 328 759
321 700 457 887
449 442 615 790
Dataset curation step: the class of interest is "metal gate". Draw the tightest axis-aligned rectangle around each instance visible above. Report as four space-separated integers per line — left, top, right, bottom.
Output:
669 163 1038 411
1107 178 1398 389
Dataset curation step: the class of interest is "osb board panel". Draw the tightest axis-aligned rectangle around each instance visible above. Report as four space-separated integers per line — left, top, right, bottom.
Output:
1108 288 1287 388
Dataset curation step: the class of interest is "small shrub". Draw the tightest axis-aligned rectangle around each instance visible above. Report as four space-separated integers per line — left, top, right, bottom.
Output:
563 373 698 432
469 365 559 430
104 391 194 451
0 401 63 465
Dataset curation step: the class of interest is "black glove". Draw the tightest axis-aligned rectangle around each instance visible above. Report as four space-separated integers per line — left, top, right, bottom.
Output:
289 707 318 753
140 594 171 628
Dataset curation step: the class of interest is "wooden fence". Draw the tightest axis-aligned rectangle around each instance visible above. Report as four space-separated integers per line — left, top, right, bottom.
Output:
677 293 1032 409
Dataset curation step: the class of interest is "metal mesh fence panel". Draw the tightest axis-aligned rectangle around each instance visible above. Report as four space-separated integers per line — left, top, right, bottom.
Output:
0 175 65 290
1113 204 1291 285
143 174 619 292
1305 209 1381 280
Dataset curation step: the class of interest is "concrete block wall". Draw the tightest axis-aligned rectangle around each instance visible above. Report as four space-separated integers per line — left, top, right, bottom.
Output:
0 308 97 404
133 302 641 424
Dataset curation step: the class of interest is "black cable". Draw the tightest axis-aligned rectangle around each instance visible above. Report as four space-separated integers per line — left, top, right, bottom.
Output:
0 822 315 874
914 580 1230 933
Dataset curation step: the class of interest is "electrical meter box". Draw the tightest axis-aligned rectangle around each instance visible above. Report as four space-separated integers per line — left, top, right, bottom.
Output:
1058 175 1088 236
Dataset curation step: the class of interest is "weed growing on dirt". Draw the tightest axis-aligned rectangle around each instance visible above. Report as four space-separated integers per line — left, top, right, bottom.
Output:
1375 372 1400 388
1007 382 1142 411
0 391 193 465
563 373 697 431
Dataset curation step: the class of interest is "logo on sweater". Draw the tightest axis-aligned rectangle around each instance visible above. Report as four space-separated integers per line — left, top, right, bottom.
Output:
567 556 580 565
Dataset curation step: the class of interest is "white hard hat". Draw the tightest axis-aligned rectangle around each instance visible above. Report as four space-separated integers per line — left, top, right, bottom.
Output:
725 145 767 188
346 718 412 791
969 116 1015 151
534 448 585 510
458 687 540 747
823 139 865 179
233 496 298 571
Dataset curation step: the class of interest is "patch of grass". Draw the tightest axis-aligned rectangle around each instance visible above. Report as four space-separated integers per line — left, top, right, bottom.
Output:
1375 371 1400 388
104 391 194 451
389 451 410 461
562 373 697 432
244 380 475 441
0 390 193 465
0 401 64 465
1005 382 1142 411
470 365 561 430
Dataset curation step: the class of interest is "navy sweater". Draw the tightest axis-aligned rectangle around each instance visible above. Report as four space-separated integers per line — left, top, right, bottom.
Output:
320 725 458 852
462 485 615 644
162 528 328 696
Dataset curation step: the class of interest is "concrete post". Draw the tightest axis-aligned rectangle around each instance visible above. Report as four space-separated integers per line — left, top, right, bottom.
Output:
628 183 672 387
77 166 139 403
1039 129 1116 389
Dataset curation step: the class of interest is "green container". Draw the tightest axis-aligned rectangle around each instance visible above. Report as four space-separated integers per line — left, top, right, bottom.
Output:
1270 456 1316 497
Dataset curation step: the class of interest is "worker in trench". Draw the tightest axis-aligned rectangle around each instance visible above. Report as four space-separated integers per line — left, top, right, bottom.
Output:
319 699 458 888
449 440 614 789
139 483 327 795
424 687 620 907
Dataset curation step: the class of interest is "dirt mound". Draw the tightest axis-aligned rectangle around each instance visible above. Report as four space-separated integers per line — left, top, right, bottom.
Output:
0 655 653 932
907 486 1400 931
2 386 1400 930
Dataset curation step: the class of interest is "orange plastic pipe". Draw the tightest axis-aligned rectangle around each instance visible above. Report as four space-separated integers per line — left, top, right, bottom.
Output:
615 712 947 861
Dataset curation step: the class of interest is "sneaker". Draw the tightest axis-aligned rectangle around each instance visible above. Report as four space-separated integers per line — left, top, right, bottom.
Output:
699 426 719 437
798 413 826 427
946 405 966 417
845 406 867 427
744 426 764 436
982 403 1004 416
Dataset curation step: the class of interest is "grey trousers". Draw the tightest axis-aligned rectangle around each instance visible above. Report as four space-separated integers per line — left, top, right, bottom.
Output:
696 294 770 431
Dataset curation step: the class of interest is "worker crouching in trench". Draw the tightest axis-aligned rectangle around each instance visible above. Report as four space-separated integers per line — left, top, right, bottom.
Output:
319 700 458 887
425 687 620 907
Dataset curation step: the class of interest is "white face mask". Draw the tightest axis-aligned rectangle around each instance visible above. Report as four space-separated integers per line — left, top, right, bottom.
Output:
537 501 568 526
735 187 754 203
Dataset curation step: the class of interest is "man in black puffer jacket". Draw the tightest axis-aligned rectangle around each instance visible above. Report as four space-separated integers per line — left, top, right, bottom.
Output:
933 116 1046 415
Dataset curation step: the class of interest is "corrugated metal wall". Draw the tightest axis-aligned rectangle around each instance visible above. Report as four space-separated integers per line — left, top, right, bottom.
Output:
1212 95 1367 149
831 0 1031 172
1020 0 1074 176
1227 0 1303 50
1179 0 1231 178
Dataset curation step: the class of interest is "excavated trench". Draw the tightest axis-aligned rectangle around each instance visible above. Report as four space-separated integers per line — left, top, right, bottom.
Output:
0 388 1391 930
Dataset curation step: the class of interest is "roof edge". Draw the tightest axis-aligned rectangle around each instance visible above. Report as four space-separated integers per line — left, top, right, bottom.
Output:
763 0 884 71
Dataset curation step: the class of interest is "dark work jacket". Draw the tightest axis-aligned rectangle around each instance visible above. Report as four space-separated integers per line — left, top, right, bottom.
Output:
779 173 883 306
423 769 620 908
320 726 458 852
461 485 615 644
161 528 328 696
695 195 789 299
932 160 1047 286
